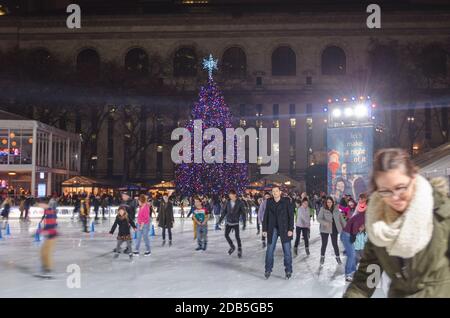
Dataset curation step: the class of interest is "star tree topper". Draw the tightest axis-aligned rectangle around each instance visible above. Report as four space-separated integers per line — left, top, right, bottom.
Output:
202 54 218 79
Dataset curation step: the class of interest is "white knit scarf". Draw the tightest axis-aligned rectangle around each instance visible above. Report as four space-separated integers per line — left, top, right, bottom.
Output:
366 174 434 258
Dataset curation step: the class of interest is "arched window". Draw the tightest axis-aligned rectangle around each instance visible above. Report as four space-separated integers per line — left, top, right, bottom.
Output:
76 48 100 78
222 47 246 79
125 48 149 76
173 47 197 77
272 46 296 76
321 46 346 75
420 44 447 78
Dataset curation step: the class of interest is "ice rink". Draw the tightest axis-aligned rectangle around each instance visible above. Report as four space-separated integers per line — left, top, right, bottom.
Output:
0 217 387 298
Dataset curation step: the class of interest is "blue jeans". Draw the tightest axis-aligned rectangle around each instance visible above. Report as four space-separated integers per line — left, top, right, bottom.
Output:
197 224 208 247
341 232 356 276
135 223 151 252
265 228 292 274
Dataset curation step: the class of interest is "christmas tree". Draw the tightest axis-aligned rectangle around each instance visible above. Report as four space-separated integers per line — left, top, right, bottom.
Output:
175 55 249 196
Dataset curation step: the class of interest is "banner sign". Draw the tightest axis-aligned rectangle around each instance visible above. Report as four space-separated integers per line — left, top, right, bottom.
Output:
327 126 374 201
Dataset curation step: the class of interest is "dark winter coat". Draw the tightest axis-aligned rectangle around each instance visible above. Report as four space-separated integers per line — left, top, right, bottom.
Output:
122 198 138 221
24 197 33 209
262 197 295 244
219 199 246 226
1 203 10 217
157 200 174 228
93 197 100 211
344 178 450 298
109 215 137 240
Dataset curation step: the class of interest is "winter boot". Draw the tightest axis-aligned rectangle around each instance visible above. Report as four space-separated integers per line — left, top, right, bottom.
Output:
228 246 236 255
336 256 342 265
294 247 298 256
264 272 271 280
237 248 242 258
305 247 310 256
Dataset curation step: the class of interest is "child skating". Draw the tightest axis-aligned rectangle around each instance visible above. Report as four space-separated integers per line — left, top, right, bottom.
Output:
192 196 209 251
110 206 137 260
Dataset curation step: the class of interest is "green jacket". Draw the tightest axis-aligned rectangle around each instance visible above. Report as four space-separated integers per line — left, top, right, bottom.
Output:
344 178 450 298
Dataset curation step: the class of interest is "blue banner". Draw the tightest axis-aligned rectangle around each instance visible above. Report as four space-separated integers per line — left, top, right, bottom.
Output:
327 126 374 201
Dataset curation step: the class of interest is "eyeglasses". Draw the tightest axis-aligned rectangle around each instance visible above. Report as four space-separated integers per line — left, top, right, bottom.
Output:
377 179 413 198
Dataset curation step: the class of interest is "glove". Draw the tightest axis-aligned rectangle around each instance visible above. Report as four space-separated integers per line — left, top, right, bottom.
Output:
350 234 356 244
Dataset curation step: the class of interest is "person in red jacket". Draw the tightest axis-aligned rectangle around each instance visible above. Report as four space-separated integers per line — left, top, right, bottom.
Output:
37 198 58 277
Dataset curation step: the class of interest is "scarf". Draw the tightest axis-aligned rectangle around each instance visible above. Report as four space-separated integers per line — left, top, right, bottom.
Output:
366 174 434 258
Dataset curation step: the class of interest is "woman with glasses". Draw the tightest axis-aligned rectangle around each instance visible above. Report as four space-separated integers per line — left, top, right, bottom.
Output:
344 148 450 298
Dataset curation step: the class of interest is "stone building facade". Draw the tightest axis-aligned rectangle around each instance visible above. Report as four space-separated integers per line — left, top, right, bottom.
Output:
0 3 449 191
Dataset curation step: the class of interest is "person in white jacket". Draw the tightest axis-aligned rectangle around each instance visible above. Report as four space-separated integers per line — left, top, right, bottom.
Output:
294 198 311 256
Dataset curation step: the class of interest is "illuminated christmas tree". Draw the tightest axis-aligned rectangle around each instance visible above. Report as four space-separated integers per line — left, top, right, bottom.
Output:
175 54 249 196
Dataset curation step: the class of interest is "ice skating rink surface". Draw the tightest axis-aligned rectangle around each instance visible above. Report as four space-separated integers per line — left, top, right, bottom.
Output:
0 218 386 298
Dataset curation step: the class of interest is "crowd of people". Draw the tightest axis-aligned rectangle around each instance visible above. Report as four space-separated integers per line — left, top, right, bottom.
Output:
3 148 450 297
22 182 368 281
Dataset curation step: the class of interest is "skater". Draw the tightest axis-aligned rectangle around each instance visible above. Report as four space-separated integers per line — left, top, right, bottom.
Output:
49 193 59 210
219 189 246 258
134 194 151 256
212 195 222 231
187 199 198 240
347 198 357 218
1 196 12 229
121 192 138 222
72 194 80 220
180 199 185 218
340 193 367 282
37 201 58 277
294 198 311 256
101 194 108 219
157 193 174 246
92 195 101 221
345 149 450 298
257 192 271 248
110 206 137 259
262 186 295 280
19 195 25 220
23 195 33 221
242 196 253 230
192 196 209 251
353 225 368 265
79 197 89 233
318 197 346 266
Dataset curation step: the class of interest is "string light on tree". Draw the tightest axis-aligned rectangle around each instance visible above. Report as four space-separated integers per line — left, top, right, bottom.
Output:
175 54 248 196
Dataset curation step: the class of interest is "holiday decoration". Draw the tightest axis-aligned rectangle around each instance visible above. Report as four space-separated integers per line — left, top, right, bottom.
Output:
175 54 248 196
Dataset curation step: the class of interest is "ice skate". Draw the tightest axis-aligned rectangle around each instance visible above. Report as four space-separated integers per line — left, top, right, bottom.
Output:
320 256 325 266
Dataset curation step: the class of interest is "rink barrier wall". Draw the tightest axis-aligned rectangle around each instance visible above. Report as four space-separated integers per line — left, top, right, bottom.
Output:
7 206 257 219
